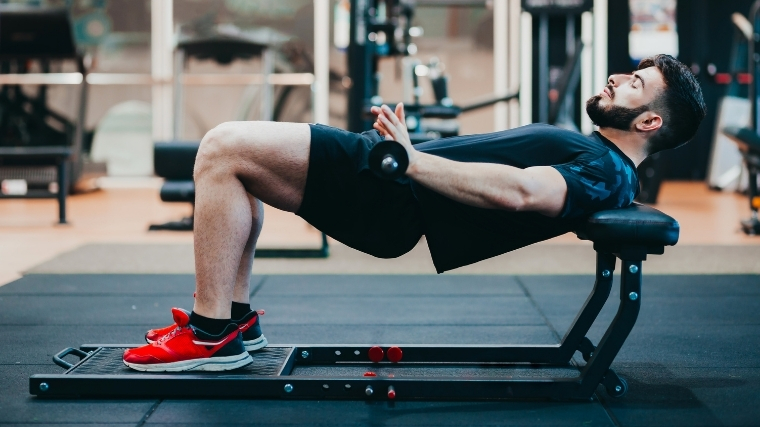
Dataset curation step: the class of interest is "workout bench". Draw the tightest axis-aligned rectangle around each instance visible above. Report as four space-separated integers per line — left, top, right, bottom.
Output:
30 203 678 400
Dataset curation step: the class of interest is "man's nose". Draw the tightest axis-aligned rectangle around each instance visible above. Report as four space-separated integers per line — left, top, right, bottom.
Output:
608 74 629 86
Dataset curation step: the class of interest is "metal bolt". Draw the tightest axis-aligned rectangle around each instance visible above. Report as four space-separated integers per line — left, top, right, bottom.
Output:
629 292 639 301
323 384 330 389
365 385 374 396
589 352 593 358
615 385 622 392
301 350 309 359
335 351 341 356
602 270 611 278
39 383 49 392
381 156 399 173
354 350 360 356
345 384 352 389
284 384 293 393
629 265 639 274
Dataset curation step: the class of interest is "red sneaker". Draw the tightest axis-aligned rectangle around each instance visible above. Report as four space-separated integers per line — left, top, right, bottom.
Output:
124 308 252 372
145 308 267 352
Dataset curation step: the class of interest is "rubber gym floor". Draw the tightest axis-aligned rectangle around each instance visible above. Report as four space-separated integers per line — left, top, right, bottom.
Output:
1 271 758 426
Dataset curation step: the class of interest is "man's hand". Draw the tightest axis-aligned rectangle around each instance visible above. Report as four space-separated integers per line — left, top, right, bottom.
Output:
370 103 417 166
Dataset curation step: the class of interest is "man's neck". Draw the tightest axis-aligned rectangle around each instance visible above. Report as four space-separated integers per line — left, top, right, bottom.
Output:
597 127 648 166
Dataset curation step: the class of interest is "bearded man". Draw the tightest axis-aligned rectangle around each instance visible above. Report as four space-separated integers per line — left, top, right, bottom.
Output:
122 54 706 372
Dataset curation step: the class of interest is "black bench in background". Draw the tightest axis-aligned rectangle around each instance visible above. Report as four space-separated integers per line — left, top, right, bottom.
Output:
149 141 198 232
0 146 71 223
150 141 329 258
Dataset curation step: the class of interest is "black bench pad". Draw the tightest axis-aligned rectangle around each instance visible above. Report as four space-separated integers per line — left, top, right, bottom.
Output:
160 180 195 203
154 141 200 180
575 203 679 246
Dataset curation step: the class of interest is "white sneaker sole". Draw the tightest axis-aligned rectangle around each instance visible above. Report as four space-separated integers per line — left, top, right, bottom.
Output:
243 335 268 351
124 352 253 372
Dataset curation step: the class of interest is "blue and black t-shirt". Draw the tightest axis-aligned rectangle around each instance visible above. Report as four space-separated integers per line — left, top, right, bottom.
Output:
410 123 639 273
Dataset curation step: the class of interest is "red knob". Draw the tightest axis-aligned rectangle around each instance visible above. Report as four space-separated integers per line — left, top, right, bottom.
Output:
387 385 396 399
368 346 384 363
387 346 403 363
363 371 377 377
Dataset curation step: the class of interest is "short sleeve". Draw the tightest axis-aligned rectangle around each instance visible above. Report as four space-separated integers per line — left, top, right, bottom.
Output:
551 151 638 219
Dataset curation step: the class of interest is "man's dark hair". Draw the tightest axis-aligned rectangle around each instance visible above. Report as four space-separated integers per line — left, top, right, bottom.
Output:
638 54 706 155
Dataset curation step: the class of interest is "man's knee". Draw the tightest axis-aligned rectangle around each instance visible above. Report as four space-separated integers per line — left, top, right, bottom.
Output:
195 122 252 179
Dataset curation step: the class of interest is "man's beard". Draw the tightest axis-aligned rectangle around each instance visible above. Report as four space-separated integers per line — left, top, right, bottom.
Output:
585 94 649 131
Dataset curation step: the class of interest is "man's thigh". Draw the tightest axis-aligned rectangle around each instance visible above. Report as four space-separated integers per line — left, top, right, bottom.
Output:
296 124 424 258
199 121 311 213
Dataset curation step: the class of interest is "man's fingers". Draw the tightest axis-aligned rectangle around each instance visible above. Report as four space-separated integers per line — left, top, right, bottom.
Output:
395 103 405 124
373 122 389 136
382 104 403 129
379 114 397 139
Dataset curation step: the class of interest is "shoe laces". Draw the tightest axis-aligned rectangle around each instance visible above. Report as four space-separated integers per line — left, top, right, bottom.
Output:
156 325 185 344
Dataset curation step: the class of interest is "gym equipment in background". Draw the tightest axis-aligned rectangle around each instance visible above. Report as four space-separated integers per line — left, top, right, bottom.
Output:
707 13 752 192
0 6 89 224
149 141 198 232
721 127 760 234
719 0 760 235
30 202 680 400
346 0 518 143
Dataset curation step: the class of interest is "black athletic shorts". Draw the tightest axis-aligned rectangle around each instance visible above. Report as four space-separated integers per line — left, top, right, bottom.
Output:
295 124 423 258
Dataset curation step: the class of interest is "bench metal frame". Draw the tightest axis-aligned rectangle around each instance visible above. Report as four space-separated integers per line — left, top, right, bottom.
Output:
30 243 659 401
0 146 71 224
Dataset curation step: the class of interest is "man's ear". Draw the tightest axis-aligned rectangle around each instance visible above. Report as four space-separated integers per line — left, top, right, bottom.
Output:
635 111 662 133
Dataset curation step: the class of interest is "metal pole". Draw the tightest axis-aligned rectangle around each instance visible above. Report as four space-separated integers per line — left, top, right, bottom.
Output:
347 0 369 132
494 0 508 131
314 0 330 125
151 0 173 141
519 11 533 126
260 49 275 121
593 0 608 99
172 48 184 138
563 15 576 125
580 11 594 134
538 13 549 123
508 0 521 129
57 160 67 224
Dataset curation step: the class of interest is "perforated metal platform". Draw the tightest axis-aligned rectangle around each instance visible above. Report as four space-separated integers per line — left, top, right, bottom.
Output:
31 343 593 400
71 346 293 376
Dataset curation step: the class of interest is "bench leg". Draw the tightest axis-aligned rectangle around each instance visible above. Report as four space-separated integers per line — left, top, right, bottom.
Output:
577 258 642 397
57 161 67 224
556 251 615 361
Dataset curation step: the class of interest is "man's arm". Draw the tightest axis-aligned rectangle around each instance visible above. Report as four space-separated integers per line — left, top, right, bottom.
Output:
408 154 567 217
372 104 568 217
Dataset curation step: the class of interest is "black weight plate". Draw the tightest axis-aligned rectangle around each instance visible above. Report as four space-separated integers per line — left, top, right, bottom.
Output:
368 140 409 180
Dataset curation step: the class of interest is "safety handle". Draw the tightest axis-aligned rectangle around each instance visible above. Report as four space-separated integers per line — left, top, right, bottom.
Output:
52 347 89 370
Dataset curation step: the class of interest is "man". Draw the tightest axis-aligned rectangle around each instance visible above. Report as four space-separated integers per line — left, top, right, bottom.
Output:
123 54 705 372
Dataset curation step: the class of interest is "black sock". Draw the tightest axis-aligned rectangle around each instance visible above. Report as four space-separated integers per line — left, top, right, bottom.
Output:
189 311 231 336
231 302 252 320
